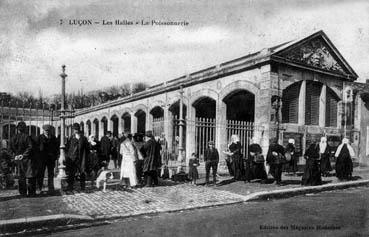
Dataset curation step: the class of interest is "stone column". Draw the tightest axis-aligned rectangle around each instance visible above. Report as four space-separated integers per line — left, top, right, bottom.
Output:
146 109 151 132
84 121 88 136
118 116 124 135
319 84 326 127
216 100 227 160
186 104 196 167
130 112 137 134
163 105 173 158
99 119 104 139
298 80 306 126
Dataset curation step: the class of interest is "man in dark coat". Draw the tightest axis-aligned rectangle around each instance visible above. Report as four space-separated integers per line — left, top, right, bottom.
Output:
66 123 90 191
37 124 59 194
266 138 285 185
100 131 112 168
141 131 160 187
204 141 219 185
9 121 36 196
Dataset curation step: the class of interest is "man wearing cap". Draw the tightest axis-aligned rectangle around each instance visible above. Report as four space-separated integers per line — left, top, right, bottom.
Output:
9 121 36 196
37 124 59 194
141 131 160 187
66 123 90 191
204 141 219 185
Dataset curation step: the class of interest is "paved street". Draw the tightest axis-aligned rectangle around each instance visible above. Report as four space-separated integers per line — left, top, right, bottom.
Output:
44 186 369 237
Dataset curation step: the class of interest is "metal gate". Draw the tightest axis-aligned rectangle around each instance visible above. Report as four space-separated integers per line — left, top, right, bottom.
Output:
226 120 255 158
152 117 164 137
195 117 216 160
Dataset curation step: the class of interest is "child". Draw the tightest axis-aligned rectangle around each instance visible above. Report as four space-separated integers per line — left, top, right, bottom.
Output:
188 153 199 185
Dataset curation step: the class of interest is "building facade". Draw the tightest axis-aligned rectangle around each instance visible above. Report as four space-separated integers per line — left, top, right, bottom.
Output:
3 30 369 167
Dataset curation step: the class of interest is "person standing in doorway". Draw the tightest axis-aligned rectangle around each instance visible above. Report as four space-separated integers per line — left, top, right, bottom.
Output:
37 124 59 194
10 121 37 197
285 139 297 175
66 123 90 192
205 141 219 185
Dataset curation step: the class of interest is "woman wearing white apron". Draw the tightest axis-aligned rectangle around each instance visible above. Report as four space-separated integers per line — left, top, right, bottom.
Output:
120 134 138 187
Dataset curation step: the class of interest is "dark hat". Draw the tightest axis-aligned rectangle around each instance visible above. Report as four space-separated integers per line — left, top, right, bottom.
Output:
145 130 153 137
17 121 27 131
72 123 80 131
42 124 52 131
208 141 215 145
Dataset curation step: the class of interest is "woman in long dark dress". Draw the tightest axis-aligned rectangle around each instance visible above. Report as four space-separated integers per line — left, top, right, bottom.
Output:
319 137 332 177
229 135 244 181
302 141 322 186
335 138 355 181
249 137 267 181
88 135 101 180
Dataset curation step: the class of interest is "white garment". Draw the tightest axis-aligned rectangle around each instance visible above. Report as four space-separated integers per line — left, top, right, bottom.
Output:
319 137 327 154
120 139 138 186
335 138 355 158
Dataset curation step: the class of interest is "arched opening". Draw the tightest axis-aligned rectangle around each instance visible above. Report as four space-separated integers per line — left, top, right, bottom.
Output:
80 121 85 135
93 118 99 138
223 89 255 156
101 116 108 135
86 120 92 136
135 110 146 134
150 106 164 137
282 82 302 124
110 115 119 137
2 124 16 140
121 112 131 133
193 97 216 159
169 101 187 159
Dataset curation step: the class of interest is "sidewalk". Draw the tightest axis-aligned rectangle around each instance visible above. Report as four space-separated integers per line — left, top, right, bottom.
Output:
1 167 369 235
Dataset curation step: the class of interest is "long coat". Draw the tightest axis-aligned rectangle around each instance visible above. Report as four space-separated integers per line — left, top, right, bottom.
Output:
38 134 59 162
10 133 36 178
67 135 90 174
100 136 111 161
142 138 160 172
302 143 322 186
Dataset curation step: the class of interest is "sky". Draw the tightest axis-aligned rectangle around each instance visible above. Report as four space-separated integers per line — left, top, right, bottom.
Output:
1 0 369 96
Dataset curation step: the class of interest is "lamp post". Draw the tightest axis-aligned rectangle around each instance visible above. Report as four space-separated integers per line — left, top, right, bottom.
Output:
177 86 185 163
57 65 67 179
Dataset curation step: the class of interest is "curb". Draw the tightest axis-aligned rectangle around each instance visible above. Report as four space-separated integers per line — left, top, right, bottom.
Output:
0 214 93 235
242 179 369 201
1 179 369 235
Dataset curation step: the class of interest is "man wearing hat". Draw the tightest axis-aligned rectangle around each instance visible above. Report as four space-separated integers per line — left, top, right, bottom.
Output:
66 123 90 191
9 121 36 196
37 124 59 194
204 141 219 185
100 131 112 168
141 131 160 187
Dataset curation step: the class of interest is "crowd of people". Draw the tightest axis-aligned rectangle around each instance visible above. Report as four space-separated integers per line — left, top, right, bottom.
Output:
0 121 164 196
0 121 358 196
200 134 355 186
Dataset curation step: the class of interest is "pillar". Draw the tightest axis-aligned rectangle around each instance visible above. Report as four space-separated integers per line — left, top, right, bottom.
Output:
119 116 124 135
298 80 306 126
216 100 227 161
99 119 104 139
319 84 326 127
163 105 172 156
130 112 137 134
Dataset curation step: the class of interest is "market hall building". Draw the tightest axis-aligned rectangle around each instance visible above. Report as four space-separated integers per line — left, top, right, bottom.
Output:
71 30 369 167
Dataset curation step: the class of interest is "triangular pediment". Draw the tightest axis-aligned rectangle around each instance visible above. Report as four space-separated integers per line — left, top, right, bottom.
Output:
273 31 357 80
